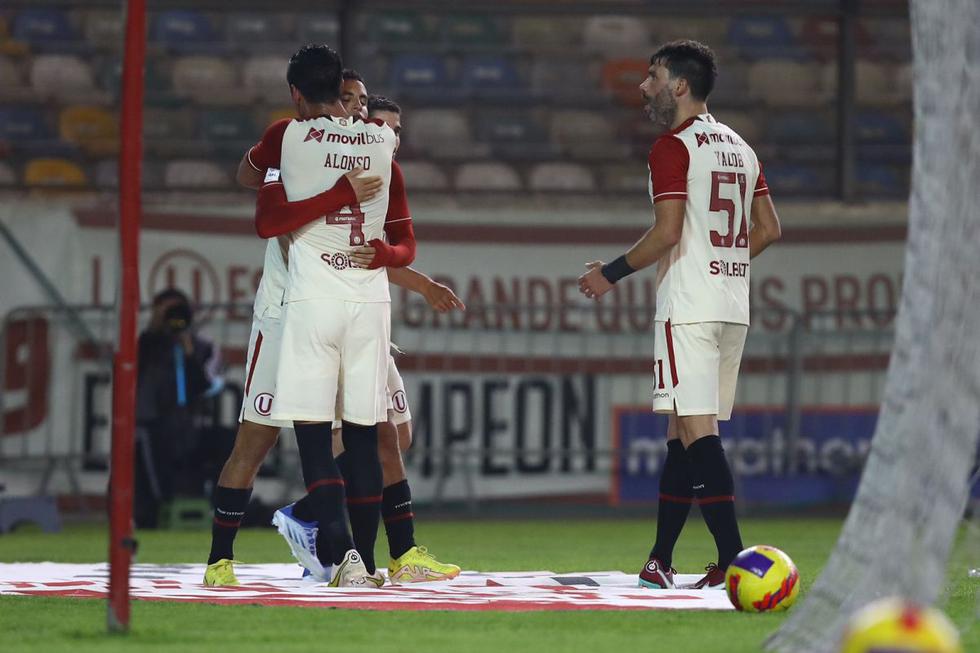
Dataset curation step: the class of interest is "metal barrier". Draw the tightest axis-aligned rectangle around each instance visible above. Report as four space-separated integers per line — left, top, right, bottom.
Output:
0 301 895 511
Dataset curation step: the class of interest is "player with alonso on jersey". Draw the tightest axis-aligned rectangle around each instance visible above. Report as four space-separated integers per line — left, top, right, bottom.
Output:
578 40 782 591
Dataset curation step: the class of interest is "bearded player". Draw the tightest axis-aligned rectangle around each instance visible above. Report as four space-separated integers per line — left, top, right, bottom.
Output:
578 40 782 590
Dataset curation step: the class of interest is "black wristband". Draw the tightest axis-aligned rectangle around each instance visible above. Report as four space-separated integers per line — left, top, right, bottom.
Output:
601 255 636 284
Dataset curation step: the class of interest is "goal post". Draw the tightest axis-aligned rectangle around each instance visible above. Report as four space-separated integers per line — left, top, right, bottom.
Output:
766 1 980 650
107 0 146 633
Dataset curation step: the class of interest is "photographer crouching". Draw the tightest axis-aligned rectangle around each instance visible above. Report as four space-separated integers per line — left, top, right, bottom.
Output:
134 289 221 528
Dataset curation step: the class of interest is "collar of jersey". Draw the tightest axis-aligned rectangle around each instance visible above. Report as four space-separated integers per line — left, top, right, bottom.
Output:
669 113 714 135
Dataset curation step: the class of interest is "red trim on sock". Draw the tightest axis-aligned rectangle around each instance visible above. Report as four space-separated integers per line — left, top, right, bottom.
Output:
244 331 263 396
347 495 383 505
213 518 242 528
306 478 345 492
383 512 415 524
698 495 736 505
659 493 695 505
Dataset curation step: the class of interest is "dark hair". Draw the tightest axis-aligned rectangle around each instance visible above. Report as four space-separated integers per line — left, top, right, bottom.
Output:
367 95 401 115
287 44 343 103
342 68 364 82
152 288 190 307
650 40 717 101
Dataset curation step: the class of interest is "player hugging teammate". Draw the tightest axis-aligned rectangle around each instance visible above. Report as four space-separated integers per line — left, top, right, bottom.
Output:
579 40 782 589
204 44 461 587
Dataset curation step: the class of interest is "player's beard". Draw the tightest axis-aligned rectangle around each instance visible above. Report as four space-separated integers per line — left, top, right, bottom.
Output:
644 87 677 135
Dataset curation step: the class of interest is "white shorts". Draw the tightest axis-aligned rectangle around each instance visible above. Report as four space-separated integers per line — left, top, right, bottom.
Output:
272 298 391 425
239 314 290 429
333 354 412 428
652 320 747 421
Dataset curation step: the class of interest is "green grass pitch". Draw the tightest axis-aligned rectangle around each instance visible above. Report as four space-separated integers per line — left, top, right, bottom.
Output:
0 518 976 652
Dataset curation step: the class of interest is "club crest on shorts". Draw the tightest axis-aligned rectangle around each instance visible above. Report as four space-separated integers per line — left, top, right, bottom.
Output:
392 390 407 413
254 393 274 416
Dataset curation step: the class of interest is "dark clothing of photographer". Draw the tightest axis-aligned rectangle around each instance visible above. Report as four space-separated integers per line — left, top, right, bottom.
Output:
133 291 217 528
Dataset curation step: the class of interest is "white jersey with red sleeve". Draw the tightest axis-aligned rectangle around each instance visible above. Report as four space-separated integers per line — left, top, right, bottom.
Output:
648 113 769 326
249 115 397 304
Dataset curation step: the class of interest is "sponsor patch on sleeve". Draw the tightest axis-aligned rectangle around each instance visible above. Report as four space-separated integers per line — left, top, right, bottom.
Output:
264 167 281 183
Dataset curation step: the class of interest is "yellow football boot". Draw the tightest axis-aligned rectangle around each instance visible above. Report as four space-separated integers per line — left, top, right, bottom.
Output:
203 559 240 586
388 546 461 583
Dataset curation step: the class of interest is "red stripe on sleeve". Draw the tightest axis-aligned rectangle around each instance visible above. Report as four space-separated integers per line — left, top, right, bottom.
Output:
649 135 689 204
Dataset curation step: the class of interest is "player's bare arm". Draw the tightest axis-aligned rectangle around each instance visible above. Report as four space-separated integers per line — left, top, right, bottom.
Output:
236 151 265 189
388 267 465 313
747 194 781 258
578 199 685 300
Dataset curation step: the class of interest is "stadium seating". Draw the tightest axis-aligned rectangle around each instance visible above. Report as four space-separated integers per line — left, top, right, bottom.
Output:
768 111 834 146
151 10 220 53
763 163 835 196
856 61 911 106
460 55 523 99
511 16 583 49
601 162 648 194
716 110 764 145
369 11 434 47
550 110 629 160
29 55 106 104
529 55 602 103
406 109 473 157
799 16 873 62
164 159 230 189
748 60 833 107
95 158 165 189
171 56 239 104
397 160 451 191
12 8 78 52
474 109 557 160
454 161 522 191
295 14 339 46
856 164 904 196
388 53 451 100
224 14 291 51
58 105 118 156
583 15 649 54
24 157 87 187
727 15 803 61
82 10 123 50
529 162 596 192
0 106 51 144
442 14 507 48
0 56 34 102
242 55 287 103
600 58 649 107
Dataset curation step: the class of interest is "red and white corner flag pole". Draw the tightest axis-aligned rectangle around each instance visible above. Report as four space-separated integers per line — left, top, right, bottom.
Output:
108 0 146 633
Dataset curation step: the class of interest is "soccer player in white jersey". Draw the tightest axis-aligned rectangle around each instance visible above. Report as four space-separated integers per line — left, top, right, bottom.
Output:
578 40 782 590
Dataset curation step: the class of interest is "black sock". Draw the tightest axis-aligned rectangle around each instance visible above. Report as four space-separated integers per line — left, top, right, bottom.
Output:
687 435 743 570
650 439 693 568
293 452 351 522
208 486 252 564
382 479 416 560
341 421 383 574
293 422 354 565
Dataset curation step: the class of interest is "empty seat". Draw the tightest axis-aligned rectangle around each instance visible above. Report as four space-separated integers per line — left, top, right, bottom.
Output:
762 163 834 196
389 54 449 91
550 110 628 160
95 158 165 189
512 16 583 49
171 56 238 103
225 14 290 48
295 14 339 45
856 111 908 145
856 164 903 197
583 15 649 54
708 64 750 106
29 55 104 103
0 15 30 56
454 161 521 191
0 106 50 142
442 14 506 47
199 109 255 155
12 8 76 49
800 17 873 61
397 160 450 191
59 105 118 156
476 110 556 160
728 16 802 60
601 163 648 194
460 55 522 97
748 61 832 107
600 58 649 107
164 159 230 189
24 157 87 187
152 10 217 52
529 162 596 192
369 11 432 46
768 111 834 145
82 10 123 49
243 55 287 102
407 109 471 155
530 55 600 101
